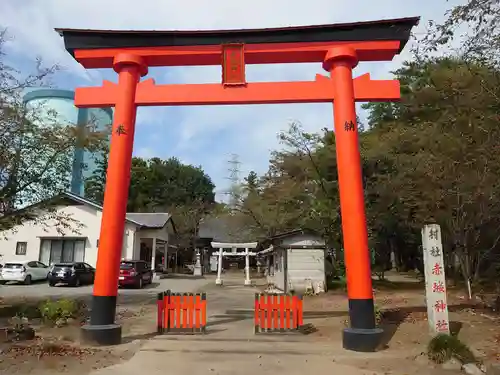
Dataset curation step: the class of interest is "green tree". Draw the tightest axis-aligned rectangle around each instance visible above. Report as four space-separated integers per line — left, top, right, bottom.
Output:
237 55 500 295
0 30 106 233
85 156 216 211
84 146 108 204
244 171 259 193
85 155 217 249
363 57 500 294
237 122 341 245
126 157 215 211
424 0 500 64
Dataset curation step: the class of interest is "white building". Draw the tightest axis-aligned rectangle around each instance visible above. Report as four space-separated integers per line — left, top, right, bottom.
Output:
260 229 326 294
0 192 176 270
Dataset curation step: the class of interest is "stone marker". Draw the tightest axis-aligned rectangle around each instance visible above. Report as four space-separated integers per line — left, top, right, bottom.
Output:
422 224 450 335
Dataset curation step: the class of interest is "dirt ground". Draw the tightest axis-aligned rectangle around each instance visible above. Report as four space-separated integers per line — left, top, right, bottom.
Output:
1 276 500 375
303 279 500 374
0 301 158 375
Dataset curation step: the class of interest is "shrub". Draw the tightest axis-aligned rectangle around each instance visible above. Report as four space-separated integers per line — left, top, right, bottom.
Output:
374 304 383 325
332 254 346 279
427 333 476 364
326 275 347 291
9 314 30 331
39 299 80 327
16 304 42 319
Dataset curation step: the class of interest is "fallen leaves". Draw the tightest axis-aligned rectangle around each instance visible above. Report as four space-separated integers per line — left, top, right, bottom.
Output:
4 338 100 360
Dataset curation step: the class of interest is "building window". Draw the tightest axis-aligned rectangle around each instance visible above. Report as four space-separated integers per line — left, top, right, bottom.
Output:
15 242 27 255
39 239 86 265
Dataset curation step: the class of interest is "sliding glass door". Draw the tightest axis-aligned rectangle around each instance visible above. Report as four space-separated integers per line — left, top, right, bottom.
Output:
39 239 86 265
39 240 51 265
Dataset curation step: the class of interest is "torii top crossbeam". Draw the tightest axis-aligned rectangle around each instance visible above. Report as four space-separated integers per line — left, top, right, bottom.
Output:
56 17 419 108
57 17 418 67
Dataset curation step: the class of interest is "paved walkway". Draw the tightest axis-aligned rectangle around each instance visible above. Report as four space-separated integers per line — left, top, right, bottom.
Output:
90 273 385 375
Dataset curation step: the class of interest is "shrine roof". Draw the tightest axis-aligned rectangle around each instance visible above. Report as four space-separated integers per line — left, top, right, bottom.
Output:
56 17 419 56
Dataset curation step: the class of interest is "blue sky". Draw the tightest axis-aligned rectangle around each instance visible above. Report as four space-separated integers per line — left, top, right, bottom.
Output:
0 0 459 201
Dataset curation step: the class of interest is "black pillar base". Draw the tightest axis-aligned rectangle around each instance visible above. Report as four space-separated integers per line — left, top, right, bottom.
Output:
81 323 122 346
342 327 384 352
81 295 121 346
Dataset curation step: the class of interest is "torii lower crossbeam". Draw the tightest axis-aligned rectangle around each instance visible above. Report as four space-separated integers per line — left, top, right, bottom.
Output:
74 73 399 107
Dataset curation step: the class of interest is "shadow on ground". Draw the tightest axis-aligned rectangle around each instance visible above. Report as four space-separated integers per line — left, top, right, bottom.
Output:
0 279 48 286
220 301 481 347
372 279 425 291
119 282 161 290
224 309 347 319
159 274 206 280
208 314 248 327
121 328 229 344
377 303 472 349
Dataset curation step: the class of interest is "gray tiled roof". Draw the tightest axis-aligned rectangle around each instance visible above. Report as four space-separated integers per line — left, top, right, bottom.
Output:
198 216 231 241
14 192 172 230
125 213 171 228
198 216 253 242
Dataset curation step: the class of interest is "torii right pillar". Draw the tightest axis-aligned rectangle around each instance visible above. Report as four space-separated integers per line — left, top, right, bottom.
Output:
324 46 382 352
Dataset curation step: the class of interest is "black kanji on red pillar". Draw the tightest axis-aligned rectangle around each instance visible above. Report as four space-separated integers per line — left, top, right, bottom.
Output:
115 124 127 136
344 120 355 132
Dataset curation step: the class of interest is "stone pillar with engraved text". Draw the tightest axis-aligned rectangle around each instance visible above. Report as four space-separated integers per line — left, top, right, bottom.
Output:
422 224 450 335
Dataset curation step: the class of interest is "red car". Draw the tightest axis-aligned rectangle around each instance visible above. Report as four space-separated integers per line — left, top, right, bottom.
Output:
118 260 153 289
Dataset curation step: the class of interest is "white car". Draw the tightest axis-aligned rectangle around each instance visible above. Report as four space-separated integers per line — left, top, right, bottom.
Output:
0 260 50 285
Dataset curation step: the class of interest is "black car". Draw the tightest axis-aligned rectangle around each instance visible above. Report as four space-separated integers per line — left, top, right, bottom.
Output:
48 262 95 287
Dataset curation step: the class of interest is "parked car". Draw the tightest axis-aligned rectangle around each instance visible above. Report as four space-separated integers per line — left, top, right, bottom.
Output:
48 262 95 287
118 260 153 289
0 260 50 285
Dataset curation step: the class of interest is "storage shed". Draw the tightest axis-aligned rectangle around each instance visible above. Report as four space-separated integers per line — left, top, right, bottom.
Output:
259 229 326 294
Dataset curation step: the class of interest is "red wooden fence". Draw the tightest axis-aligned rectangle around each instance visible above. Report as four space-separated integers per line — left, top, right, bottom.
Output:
157 290 207 334
254 293 303 333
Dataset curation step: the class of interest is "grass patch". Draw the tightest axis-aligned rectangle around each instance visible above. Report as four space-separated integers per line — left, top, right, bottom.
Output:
427 333 477 364
1 298 86 328
39 299 84 327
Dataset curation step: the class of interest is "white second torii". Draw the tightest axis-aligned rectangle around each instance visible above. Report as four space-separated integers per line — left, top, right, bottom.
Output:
211 242 258 286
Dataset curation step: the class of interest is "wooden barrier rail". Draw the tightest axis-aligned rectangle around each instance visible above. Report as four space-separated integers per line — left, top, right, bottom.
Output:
157 290 207 334
254 293 303 333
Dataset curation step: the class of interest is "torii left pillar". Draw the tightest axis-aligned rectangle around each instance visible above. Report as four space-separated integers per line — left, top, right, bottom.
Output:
81 53 147 346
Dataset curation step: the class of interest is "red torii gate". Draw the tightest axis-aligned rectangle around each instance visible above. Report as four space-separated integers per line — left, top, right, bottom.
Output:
57 16 419 352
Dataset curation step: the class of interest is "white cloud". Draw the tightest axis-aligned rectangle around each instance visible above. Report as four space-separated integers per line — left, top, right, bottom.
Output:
0 0 461 198
134 146 155 159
